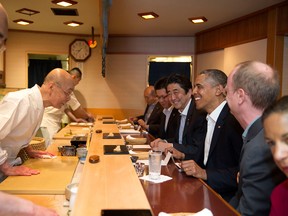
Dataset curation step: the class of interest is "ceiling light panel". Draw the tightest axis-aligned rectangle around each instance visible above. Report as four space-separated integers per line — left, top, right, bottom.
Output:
188 17 208 24
64 21 83 27
138 12 159 20
13 19 34 25
51 0 78 7
16 8 39 16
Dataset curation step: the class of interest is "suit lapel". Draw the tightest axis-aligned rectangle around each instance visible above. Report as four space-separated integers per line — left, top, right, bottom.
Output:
208 104 229 157
182 100 196 144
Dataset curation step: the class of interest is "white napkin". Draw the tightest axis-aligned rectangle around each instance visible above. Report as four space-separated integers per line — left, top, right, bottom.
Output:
139 175 172 183
115 119 128 123
119 129 141 134
158 208 213 216
118 123 132 127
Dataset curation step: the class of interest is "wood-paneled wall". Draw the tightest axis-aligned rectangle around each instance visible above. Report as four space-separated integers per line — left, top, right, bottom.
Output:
195 1 288 95
195 1 288 54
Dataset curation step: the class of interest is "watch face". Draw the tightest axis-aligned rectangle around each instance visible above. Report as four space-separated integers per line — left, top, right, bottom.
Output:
69 39 91 61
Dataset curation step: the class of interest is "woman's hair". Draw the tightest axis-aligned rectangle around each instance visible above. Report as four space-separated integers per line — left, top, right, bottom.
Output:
262 95 288 122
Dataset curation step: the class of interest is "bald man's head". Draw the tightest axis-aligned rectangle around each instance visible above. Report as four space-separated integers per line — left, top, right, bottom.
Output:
144 86 157 105
44 68 74 91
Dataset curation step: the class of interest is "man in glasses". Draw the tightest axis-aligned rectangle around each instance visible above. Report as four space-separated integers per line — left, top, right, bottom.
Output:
154 76 179 140
0 68 74 180
0 4 59 215
151 74 206 155
41 67 95 145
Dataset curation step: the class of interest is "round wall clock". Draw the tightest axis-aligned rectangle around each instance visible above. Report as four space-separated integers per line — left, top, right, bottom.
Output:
69 39 91 62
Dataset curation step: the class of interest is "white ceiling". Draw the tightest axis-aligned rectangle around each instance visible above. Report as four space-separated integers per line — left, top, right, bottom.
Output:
1 0 285 36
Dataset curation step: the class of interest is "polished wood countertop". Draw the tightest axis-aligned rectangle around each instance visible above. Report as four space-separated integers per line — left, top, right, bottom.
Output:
5 116 240 216
71 121 151 215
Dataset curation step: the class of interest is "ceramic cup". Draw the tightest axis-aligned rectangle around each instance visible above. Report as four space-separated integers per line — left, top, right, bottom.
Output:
76 147 88 161
61 145 76 156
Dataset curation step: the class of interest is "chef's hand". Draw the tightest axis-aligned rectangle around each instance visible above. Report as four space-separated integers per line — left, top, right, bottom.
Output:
0 161 40 176
33 205 59 216
75 118 88 123
24 146 55 159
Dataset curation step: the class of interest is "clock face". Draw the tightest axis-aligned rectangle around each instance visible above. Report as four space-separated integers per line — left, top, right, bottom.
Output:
69 39 91 61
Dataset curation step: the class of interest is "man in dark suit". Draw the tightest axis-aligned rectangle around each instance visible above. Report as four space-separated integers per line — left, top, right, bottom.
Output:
134 86 163 137
172 69 243 201
151 74 206 154
226 61 285 215
154 77 179 140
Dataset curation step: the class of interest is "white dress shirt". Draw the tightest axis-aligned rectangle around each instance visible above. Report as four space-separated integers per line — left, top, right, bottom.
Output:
0 85 44 166
40 92 81 142
203 101 227 165
163 106 173 131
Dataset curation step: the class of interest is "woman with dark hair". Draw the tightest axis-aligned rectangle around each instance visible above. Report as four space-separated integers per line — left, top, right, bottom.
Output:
263 95 288 216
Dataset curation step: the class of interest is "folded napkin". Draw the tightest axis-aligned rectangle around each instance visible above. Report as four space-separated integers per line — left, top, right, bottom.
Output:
126 135 147 144
139 175 172 183
118 123 133 129
115 119 128 124
119 129 141 134
118 123 132 127
158 208 213 216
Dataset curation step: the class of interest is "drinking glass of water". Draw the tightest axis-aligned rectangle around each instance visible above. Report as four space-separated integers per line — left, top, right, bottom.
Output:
148 150 162 180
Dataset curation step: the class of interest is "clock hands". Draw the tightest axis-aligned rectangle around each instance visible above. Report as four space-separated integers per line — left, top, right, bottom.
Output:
75 48 82 54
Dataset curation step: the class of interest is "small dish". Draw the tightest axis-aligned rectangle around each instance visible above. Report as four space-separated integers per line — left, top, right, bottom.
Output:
65 182 79 200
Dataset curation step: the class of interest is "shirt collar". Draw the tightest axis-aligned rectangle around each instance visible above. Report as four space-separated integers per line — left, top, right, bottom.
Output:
207 100 226 122
179 98 192 116
242 116 260 139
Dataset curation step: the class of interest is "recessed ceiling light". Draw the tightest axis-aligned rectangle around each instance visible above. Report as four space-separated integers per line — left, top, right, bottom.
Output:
138 12 159 20
13 19 34 26
51 0 78 7
188 17 208 24
64 21 83 27
16 8 39 16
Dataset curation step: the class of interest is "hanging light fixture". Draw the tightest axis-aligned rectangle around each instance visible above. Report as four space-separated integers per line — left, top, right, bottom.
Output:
88 27 97 48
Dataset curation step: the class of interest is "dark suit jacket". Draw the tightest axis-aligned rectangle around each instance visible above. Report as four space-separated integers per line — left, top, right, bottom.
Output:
171 99 207 160
229 117 286 215
158 107 180 140
138 102 163 137
186 104 243 201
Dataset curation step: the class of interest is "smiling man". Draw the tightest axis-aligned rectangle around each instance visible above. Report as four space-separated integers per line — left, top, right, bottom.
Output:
171 69 243 201
154 76 179 140
0 68 74 180
151 74 206 156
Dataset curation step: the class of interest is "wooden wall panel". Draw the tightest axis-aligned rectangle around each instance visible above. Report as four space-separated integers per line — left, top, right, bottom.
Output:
196 11 268 54
195 1 288 54
277 3 288 35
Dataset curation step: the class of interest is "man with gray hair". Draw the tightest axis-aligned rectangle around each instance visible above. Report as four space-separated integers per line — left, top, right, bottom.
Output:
0 3 61 215
226 61 285 215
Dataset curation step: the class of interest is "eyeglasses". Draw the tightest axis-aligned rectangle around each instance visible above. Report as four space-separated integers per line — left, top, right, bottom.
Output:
55 82 72 98
157 94 168 101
